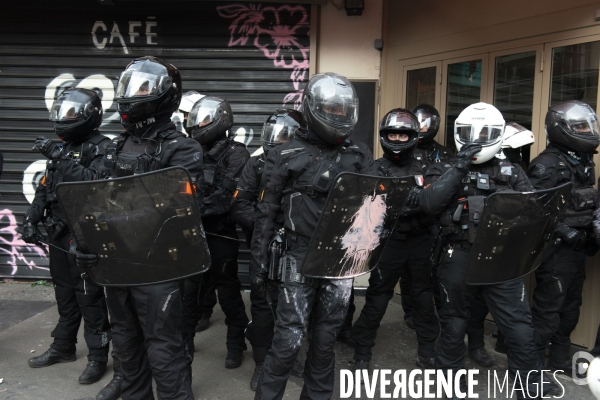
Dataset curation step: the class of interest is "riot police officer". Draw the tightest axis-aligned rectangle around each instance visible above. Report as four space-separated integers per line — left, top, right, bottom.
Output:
419 103 559 399
22 88 116 387
71 56 204 400
230 108 304 390
252 72 374 400
184 95 250 368
177 91 218 334
350 108 439 371
400 104 454 327
466 122 535 367
529 100 600 374
413 104 454 166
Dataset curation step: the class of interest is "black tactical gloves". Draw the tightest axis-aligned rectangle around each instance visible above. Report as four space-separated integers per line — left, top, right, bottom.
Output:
456 143 483 171
32 137 62 160
21 222 38 244
68 241 99 272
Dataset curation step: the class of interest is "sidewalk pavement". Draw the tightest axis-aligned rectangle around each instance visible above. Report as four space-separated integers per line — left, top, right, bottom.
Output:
0 281 595 400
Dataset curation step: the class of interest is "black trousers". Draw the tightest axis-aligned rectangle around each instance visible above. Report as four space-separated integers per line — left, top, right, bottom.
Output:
532 243 587 364
247 285 279 364
106 282 193 400
255 278 353 400
183 234 248 351
466 287 505 351
435 245 540 377
48 233 110 362
351 233 439 361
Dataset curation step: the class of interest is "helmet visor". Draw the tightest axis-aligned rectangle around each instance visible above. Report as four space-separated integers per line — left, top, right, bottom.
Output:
261 120 295 145
415 111 440 133
187 98 222 129
379 112 420 132
115 71 173 99
308 77 358 126
560 107 600 138
455 123 504 145
49 99 93 122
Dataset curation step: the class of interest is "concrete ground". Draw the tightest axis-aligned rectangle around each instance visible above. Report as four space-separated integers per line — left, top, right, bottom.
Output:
0 281 595 400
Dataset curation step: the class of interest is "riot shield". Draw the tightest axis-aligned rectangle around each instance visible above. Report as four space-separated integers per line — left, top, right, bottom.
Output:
55 167 210 286
466 183 572 285
302 172 416 279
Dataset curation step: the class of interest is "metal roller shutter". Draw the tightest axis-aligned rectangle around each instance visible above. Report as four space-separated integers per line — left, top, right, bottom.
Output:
0 0 311 280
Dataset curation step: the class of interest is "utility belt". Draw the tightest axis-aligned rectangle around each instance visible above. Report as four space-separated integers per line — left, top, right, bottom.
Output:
42 215 68 240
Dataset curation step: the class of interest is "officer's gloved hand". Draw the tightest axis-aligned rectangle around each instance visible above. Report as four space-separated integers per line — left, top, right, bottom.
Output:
554 223 585 248
250 272 268 299
456 143 483 170
32 137 61 159
68 241 99 272
405 186 423 208
21 222 38 244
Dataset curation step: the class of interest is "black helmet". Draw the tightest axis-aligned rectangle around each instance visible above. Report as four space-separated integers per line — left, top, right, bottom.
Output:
186 96 233 144
379 108 420 158
116 56 182 126
261 109 304 153
302 72 358 145
49 87 103 142
412 104 440 144
546 100 600 153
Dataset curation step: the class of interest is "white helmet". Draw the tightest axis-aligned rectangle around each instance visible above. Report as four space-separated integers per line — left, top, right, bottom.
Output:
454 102 505 164
588 357 600 399
178 91 205 114
503 122 535 149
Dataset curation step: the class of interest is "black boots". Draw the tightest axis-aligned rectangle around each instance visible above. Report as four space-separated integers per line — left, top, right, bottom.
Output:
96 375 124 400
225 349 244 369
468 347 494 367
28 348 76 368
250 362 263 391
79 360 108 384
195 316 210 332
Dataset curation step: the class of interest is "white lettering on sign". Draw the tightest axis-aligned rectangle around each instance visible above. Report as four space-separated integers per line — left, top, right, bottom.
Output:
92 19 158 52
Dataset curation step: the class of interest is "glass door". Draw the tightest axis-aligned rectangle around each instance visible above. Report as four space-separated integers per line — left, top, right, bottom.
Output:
441 55 488 150
488 46 543 164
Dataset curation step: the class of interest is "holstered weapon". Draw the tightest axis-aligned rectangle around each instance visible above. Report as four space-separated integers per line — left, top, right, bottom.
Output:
431 232 447 266
268 228 285 281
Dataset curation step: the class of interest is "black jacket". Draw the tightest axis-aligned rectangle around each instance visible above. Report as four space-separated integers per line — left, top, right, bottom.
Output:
375 154 434 234
230 153 265 235
250 130 375 274
420 157 532 242
27 131 110 225
413 140 454 169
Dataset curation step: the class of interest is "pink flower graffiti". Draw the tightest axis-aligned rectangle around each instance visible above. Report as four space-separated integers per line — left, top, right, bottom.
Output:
217 3 310 110
0 209 48 275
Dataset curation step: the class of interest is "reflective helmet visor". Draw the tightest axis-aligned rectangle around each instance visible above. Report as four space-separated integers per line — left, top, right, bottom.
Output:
455 123 504 145
414 110 440 133
186 98 222 129
379 111 420 132
262 120 295 145
50 99 94 122
308 77 358 126
116 71 173 99
559 104 600 137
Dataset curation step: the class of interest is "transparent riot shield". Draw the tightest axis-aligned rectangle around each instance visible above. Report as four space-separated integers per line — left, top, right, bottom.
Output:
466 183 572 285
55 167 210 286
302 172 416 279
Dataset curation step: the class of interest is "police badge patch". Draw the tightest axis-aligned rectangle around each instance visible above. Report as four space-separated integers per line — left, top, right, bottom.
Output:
533 164 545 176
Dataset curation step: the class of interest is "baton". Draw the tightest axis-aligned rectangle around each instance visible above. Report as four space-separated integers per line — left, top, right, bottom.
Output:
36 238 69 253
206 232 244 243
